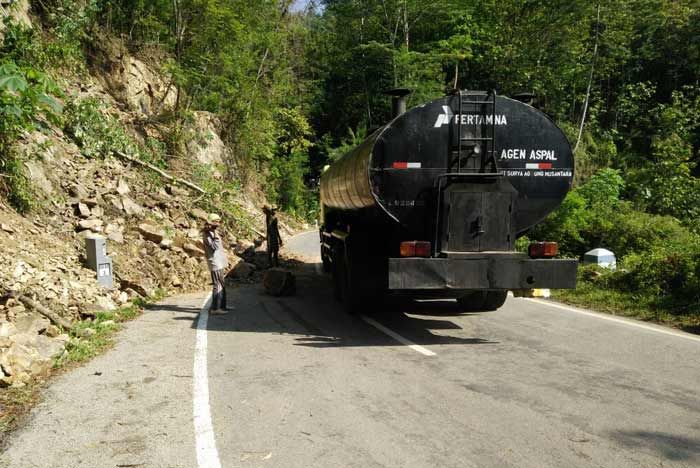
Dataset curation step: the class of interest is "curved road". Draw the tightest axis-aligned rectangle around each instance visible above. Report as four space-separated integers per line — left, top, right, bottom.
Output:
4 231 700 467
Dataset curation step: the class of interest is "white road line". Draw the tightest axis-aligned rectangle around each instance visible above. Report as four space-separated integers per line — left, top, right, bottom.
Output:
193 294 222 468
524 298 700 344
314 262 323 276
361 315 437 356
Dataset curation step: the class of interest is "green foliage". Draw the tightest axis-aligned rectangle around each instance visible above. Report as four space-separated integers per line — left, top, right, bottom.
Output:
535 168 700 315
63 98 166 166
2 2 97 71
265 107 317 218
1 152 35 213
577 168 625 206
56 302 144 366
0 61 62 212
268 151 314 217
620 86 700 228
189 163 259 238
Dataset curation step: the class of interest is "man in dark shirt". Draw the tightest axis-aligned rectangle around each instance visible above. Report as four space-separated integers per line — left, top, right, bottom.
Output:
263 206 283 267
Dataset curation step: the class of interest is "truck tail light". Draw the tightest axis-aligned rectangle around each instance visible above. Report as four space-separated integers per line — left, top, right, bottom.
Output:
400 241 431 258
528 242 558 258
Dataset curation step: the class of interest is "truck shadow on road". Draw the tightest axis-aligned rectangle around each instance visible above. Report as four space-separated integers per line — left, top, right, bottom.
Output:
200 261 498 349
608 430 700 463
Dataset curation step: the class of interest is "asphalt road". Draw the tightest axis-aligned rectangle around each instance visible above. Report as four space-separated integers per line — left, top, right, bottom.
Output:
3 231 700 467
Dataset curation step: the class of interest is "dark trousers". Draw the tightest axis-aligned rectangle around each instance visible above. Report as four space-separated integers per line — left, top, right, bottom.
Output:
210 268 227 310
268 248 279 267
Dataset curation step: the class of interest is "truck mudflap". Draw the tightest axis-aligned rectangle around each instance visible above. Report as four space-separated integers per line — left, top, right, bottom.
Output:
388 254 577 290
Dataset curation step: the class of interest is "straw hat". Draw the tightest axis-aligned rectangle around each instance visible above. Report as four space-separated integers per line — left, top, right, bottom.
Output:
207 213 222 225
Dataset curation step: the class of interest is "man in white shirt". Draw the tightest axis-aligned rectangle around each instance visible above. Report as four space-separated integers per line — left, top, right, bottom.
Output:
202 213 229 314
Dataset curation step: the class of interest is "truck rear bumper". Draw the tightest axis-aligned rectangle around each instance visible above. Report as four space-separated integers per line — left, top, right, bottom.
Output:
388 254 577 290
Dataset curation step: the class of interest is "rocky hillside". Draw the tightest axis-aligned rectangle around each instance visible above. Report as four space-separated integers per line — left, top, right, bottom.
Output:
0 4 297 387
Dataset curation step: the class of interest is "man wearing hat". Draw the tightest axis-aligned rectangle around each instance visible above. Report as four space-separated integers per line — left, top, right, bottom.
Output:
203 213 229 313
263 205 283 267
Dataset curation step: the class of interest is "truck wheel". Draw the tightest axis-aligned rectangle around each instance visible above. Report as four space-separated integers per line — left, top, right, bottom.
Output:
332 259 342 301
339 259 361 315
456 291 487 311
333 254 362 315
482 291 508 311
456 291 508 312
322 256 332 273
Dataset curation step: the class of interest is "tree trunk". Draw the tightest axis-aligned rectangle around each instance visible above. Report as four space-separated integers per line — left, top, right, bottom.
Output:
453 61 459 90
575 3 601 153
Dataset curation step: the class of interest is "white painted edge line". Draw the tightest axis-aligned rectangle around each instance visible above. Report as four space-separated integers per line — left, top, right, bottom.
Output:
314 262 323 276
361 315 437 356
193 293 222 468
524 297 700 344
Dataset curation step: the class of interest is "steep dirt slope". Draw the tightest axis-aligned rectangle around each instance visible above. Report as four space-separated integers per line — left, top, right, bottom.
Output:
0 28 279 387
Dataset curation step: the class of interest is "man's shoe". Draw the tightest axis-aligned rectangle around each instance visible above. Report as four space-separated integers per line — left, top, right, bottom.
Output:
210 309 228 315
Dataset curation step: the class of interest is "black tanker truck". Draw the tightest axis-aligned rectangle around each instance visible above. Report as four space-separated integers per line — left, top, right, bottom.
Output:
319 90 577 312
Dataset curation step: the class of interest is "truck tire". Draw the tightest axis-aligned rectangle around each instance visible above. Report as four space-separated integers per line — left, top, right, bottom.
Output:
339 257 362 315
322 256 332 273
332 257 342 301
456 291 487 311
457 291 508 312
482 291 508 311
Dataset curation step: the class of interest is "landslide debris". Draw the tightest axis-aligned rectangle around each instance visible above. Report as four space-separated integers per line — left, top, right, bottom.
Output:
0 45 277 389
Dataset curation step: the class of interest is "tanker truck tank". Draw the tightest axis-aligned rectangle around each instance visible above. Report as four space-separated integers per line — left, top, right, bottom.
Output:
320 90 577 313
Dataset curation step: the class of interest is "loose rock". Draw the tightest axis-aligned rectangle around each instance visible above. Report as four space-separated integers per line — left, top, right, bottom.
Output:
116 178 131 195
262 268 297 296
232 261 256 279
138 223 165 244
77 219 103 232
121 196 143 216
76 203 91 218
183 242 205 257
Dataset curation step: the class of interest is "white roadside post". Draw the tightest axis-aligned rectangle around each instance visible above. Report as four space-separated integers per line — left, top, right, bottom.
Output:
583 248 617 270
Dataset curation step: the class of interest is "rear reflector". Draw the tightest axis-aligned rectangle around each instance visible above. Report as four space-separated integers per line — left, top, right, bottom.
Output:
528 242 558 258
393 162 422 169
400 241 431 258
525 163 553 170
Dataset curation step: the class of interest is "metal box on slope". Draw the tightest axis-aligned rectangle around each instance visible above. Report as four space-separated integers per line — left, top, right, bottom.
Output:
85 234 113 288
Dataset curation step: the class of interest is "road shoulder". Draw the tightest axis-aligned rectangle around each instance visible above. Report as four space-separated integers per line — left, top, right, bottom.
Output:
1 293 206 468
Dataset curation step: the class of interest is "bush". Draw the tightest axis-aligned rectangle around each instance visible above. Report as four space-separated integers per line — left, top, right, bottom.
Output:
530 168 624 256
617 237 700 305
0 61 62 212
64 98 166 165
533 167 700 314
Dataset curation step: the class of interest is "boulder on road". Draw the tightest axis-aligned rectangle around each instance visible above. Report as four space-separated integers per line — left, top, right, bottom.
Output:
262 268 296 296
231 261 256 279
